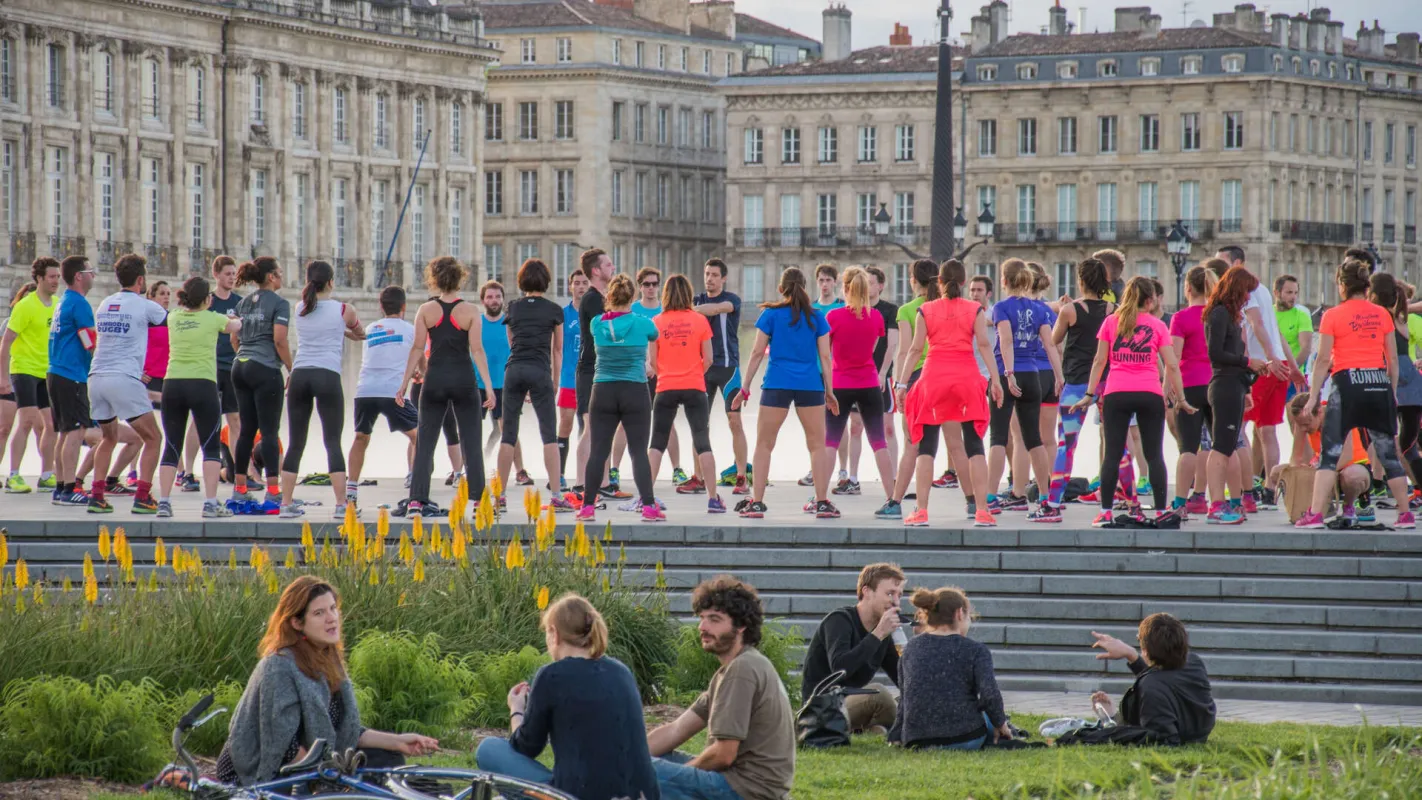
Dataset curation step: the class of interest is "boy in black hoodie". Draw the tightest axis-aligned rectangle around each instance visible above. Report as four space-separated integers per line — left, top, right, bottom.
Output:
1089 613 1216 745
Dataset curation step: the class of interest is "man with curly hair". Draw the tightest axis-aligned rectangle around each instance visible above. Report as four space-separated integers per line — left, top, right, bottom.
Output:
647 576 794 800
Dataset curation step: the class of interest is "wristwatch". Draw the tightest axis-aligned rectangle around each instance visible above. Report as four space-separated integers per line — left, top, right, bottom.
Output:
894 382 908 391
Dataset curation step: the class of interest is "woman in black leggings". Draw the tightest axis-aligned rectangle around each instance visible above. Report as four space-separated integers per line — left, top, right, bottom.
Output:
397 257 496 518
157 276 242 518
496 259 569 511
231 256 291 511
278 261 364 519
1203 265 1265 523
647 274 723 513
578 274 659 522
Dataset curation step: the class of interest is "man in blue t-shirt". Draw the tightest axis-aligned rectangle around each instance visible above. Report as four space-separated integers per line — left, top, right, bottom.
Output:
475 281 525 480
693 258 747 493
47 256 98 505
556 269 589 487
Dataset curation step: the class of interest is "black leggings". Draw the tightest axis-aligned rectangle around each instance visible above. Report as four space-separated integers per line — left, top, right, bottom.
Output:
282 368 345 474
583 381 654 506
1207 375 1248 457
1400 406 1422 483
231 359 284 480
650 389 712 454
825 387 887 451
1317 380 1404 479
1100 391 1167 510
502 363 558 446
161 379 222 468
410 374 483 504
917 423 984 458
1175 384 1212 455
411 381 461 446
990 371 1044 449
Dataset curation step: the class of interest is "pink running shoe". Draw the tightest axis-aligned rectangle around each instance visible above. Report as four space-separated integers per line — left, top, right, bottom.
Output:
642 504 666 523
1240 492 1258 515
1090 510 1114 527
1293 510 1325 529
1185 493 1209 515
1397 511 1416 529
576 504 596 523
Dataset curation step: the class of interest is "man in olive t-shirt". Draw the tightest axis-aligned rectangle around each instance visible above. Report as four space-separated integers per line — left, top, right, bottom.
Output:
648 577 794 800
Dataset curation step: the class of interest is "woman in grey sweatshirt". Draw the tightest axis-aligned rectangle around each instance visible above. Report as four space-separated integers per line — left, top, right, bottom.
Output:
214 576 439 786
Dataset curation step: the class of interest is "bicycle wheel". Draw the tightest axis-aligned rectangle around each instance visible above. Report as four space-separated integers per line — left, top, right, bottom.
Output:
382 767 576 800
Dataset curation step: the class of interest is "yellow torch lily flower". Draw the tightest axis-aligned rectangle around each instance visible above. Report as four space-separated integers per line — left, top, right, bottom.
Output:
84 573 98 605
98 526 112 562
15 558 29 590
154 538 167 568
536 585 550 610
504 535 526 569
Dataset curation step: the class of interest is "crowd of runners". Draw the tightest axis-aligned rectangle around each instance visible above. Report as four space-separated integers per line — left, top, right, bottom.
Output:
1 244 1416 528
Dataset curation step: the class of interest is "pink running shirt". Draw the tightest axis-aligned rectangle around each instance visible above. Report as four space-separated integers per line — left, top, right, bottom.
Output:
826 305 885 389
1097 312 1169 396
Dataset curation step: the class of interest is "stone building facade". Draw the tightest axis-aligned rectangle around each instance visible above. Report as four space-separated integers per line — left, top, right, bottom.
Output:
1 0 495 293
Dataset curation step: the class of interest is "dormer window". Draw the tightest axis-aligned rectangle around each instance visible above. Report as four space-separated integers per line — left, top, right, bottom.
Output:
1017 63 1037 80
1292 57 1302 74
1328 62 1338 78
1310 59 1320 76
1346 63 1356 81
1222 54 1243 73
1140 58 1160 76
977 64 997 81
1182 56 1201 75
1273 54 1284 72
1097 59 1117 77
1056 62 1077 79
1386 73 1396 88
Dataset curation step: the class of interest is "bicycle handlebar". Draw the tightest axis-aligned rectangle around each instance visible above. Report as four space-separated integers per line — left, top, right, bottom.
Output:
178 694 214 732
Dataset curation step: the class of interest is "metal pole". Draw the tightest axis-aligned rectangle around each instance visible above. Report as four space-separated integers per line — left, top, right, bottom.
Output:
385 129 433 281
929 0 956 262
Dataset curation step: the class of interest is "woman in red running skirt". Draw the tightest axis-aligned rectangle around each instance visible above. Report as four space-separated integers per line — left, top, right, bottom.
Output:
896 260 1003 527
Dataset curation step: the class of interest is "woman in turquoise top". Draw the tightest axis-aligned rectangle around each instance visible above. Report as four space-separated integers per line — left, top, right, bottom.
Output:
578 275 659 522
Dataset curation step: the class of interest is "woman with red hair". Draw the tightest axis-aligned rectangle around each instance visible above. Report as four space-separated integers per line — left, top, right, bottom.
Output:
1203 266 1266 524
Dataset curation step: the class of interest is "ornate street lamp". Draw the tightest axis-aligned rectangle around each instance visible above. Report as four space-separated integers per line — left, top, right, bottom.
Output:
1167 220 1193 308
873 203 892 237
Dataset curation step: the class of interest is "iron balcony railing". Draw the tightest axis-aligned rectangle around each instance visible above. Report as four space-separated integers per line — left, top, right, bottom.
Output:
1384 224 1397 244
96 240 134 267
992 220 1216 245
11 232 36 267
374 260 405 289
732 225 931 249
1269 220 1357 244
144 244 180 275
1361 223 1375 241
48 235 87 258
1407 226 1417 245
335 258 366 289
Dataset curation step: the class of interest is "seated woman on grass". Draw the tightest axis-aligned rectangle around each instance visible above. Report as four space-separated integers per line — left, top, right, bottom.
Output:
1090 612 1217 745
216 576 439 785
889 586 1012 750
476 593 659 800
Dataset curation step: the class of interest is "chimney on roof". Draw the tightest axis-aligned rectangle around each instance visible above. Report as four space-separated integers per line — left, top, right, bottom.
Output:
632 0 691 35
1232 4 1261 34
1140 13 1161 37
1270 13 1290 47
1325 20 1343 54
1288 15 1306 50
1371 19 1386 57
1113 6 1151 34
1049 4 1068 36
967 13 991 52
988 0 1009 45
688 1 736 39
1398 33 1421 63
822 3 852 61
1307 18 1324 52
889 23 912 46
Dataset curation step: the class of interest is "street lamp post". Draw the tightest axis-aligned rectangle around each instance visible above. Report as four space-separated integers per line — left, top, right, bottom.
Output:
1167 219 1193 308
877 203 992 262
1366 241 1384 271
929 0 956 262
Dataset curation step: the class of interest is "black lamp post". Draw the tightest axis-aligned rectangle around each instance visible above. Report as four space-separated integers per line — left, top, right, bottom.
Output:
1167 220 1193 308
929 0 956 262
1366 241 1384 270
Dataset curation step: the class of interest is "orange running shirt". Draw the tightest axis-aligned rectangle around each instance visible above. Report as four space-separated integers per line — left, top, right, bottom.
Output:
1320 298 1391 373
653 310 712 392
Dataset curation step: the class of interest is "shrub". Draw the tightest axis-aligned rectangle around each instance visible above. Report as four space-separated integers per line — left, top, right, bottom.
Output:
350 630 475 740
465 646 550 728
0 675 168 782
165 680 244 757
665 622 803 706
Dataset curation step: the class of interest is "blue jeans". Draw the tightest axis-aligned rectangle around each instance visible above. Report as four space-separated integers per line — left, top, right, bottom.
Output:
475 737 554 785
652 751 742 800
914 712 993 751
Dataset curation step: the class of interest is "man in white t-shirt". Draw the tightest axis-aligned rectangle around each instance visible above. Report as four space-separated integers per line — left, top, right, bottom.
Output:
347 286 418 505
1217 246 1301 512
87 253 169 514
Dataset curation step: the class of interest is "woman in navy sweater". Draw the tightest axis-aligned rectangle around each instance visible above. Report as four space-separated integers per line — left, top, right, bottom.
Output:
476 594 659 800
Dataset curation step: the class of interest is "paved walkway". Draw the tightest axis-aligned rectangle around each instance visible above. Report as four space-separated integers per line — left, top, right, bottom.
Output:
1002 690 1422 726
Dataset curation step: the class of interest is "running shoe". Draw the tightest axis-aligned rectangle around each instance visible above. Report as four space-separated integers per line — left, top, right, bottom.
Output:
278 504 305 519
642 504 666 523
986 497 1003 515
739 500 767 519
803 496 817 514
1185 492 1209 515
733 498 752 514
4 474 32 493
599 484 632 500
125 470 138 488
1293 510 1325 529
57 489 90 506
1207 502 1244 525
875 500 903 519
515 469 534 486
815 500 842 519
677 476 708 494
179 473 201 493
972 510 997 527
1358 503 1377 524
1397 511 1416 529
131 495 159 515
87 497 113 514
617 497 643 512
796 471 814 486
156 499 173 518
1077 490 1100 504
732 475 751 495
1027 501 1062 523
999 493 1029 511
1240 492 1258 515
333 504 361 520
904 509 929 527
672 468 690 485
966 500 977 516
549 496 575 514
576 504 597 522
1257 488 1278 510
104 477 133 496
707 496 727 514
1170 498 1189 520
932 469 959 489
203 500 234 518
1135 476 1151 495
37 474 57 490
445 471 461 487
831 478 861 496
1090 510 1114 528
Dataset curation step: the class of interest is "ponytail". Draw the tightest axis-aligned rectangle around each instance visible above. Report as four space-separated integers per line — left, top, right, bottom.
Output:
842 267 870 319
761 267 814 327
237 256 280 288
938 259 966 300
911 259 940 302
300 260 335 317
1113 276 1156 341
175 276 211 311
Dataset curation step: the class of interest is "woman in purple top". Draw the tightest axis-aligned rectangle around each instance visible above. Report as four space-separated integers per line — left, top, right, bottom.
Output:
823 268 896 505
1168 265 1218 515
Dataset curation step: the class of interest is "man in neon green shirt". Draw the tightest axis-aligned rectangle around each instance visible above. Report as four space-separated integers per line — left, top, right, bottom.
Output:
0 258 62 492
1272 275 1312 375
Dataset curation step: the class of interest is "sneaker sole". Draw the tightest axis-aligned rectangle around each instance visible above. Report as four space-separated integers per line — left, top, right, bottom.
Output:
816 512 842 519
1208 518 1245 525
707 506 727 514
874 512 902 519
5 488 32 494
676 488 707 495
739 512 765 519
904 520 929 527
131 507 158 515
87 507 114 514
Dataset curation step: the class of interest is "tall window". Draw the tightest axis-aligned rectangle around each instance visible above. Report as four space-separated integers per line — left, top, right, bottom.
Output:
449 188 463 258
679 46 688 71
1057 184 1076 238
485 244 503 285
744 128 763 164
894 192 914 234
486 102 503 141
374 94 389 148
555 101 574 140
294 173 308 255
858 126 877 162
371 180 387 260
677 107 691 147
1384 189 1396 242
251 169 266 246
817 194 837 234
702 110 715 148
1098 116 1117 154
519 101 538 140
635 41 645 67
189 67 206 124
251 72 266 123
141 157 160 245
555 244 578 295
519 170 538 214
520 243 541 272
895 124 915 161
521 38 536 64
1363 121 1373 160
611 170 623 215
781 127 800 164
46 147 67 238
94 50 114 113
451 102 463 155
1385 122 1396 164
1138 182 1158 228
979 120 996 156
1181 113 1201 151
189 162 204 249
293 82 307 139
702 177 715 222
742 265 764 304
634 103 647 142
1408 125 1417 166
142 57 161 119
657 45 666 69
557 37 572 63
1 39 13 104
333 178 346 260
635 172 647 217
1058 117 1077 155
1017 118 1036 156
411 185 426 266
818 127 837 162
1224 111 1244 150
1221 180 1243 232
413 98 426 155
613 39 622 65
656 174 668 218
1096 183 1117 237
1016 184 1036 235
485 171 503 215
703 49 711 74
46 44 65 108
1180 180 1200 224
95 152 114 242
611 102 624 141
856 193 877 232
334 87 348 143
555 169 574 214
978 185 997 219
1139 115 1159 152
0 141 10 237
656 106 668 144
679 175 692 219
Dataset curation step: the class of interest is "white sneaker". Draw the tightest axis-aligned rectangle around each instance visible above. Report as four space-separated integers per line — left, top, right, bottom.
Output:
279 504 305 519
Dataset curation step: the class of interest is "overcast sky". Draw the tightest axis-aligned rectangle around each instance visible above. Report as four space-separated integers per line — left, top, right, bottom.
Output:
735 0 1418 52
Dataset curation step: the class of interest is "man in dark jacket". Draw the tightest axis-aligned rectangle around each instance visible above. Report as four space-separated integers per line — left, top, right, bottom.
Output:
1090 613 1217 745
800 563 905 735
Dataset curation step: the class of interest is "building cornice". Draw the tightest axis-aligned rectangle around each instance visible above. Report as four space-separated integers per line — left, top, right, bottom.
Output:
720 72 942 90
488 63 721 90
726 89 937 111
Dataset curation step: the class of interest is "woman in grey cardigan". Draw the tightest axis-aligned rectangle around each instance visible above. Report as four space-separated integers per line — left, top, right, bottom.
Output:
215 576 439 786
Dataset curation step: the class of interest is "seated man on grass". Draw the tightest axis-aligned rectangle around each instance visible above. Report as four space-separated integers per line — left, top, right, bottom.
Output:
1090 612 1216 745
799 562 904 736
647 575 795 800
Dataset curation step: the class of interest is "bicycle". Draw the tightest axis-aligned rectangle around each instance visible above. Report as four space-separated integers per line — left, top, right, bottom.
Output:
168 694 576 800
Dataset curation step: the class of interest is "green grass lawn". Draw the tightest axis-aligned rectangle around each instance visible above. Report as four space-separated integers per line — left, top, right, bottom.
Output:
88 715 1422 800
